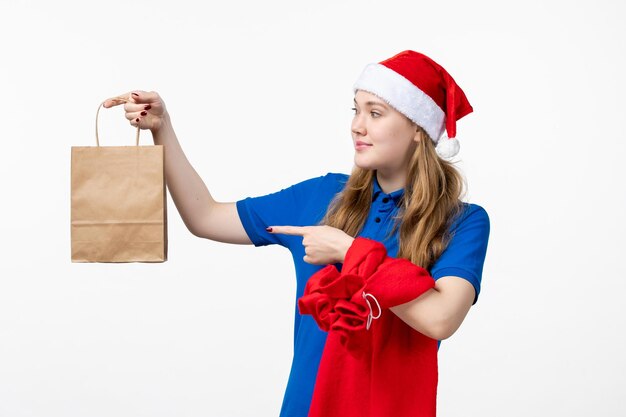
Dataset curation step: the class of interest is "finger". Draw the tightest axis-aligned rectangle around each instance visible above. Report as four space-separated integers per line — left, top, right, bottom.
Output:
268 225 308 236
303 254 323 265
123 102 149 112
124 111 143 121
102 92 134 108
102 90 158 108
130 115 143 128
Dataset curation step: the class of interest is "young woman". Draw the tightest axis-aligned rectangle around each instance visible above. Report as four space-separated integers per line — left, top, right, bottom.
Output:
104 50 490 417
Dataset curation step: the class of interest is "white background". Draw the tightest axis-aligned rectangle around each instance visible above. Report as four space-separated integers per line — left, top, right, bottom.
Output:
1 0 625 416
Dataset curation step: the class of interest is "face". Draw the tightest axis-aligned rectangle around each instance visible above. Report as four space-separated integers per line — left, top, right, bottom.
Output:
351 90 420 178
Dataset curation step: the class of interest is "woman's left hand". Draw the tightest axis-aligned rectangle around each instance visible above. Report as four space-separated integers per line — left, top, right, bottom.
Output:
268 225 355 265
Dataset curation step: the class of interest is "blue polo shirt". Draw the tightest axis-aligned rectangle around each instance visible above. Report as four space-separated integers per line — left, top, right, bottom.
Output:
236 172 490 417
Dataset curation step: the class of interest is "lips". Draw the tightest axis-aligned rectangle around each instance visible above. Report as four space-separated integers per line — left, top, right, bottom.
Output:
356 141 372 146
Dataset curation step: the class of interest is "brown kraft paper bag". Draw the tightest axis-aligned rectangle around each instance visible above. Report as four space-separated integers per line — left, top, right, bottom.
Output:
71 99 168 262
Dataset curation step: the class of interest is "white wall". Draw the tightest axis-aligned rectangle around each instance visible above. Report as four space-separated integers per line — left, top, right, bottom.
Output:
0 0 624 416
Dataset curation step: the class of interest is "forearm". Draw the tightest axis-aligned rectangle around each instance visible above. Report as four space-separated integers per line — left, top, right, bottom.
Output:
337 237 444 339
389 288 446 340
151 113 215 235
390 275 474 341
335 237 473 341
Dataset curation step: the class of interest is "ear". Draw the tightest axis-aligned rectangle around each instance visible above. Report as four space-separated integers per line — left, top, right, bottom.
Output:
413 125 422 144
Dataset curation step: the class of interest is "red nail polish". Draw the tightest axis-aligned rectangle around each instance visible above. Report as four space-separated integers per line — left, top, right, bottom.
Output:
135 118 139 122
266 227 272 232
144 105 151 110
141 111 147 116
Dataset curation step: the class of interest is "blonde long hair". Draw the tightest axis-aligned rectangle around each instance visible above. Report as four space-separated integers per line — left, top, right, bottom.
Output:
319 126 466 270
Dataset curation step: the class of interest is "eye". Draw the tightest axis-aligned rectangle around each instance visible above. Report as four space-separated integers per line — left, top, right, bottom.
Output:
351 107 357 114
370 111 380 118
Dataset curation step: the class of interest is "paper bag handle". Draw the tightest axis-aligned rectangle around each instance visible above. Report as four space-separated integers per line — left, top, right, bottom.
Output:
95 97 141 147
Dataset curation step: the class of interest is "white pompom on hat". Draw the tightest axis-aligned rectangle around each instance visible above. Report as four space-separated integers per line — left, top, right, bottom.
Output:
353 50 473 158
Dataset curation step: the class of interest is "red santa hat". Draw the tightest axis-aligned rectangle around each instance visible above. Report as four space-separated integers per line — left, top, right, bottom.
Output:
353 50 473 158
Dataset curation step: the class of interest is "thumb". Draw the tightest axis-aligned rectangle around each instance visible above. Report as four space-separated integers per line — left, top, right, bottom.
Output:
129 90 160 104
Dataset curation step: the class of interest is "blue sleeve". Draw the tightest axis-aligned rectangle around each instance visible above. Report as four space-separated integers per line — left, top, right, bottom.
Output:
430 204 490 305
235 173 330 248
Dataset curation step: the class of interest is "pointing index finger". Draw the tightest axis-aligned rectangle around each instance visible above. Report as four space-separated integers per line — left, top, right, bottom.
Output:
268 225 308 236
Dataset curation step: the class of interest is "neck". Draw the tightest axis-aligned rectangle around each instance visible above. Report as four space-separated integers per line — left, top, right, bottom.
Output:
375 170 405 194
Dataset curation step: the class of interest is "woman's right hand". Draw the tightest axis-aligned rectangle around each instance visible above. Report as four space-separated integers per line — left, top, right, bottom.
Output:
102 90 168 132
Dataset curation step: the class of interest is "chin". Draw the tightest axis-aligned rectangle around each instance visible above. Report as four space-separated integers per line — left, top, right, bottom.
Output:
354 156 377 171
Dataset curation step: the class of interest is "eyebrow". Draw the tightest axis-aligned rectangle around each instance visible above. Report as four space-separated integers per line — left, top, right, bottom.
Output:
353 98 389 109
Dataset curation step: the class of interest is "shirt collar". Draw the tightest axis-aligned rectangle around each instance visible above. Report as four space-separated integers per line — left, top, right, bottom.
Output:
372 175 404 206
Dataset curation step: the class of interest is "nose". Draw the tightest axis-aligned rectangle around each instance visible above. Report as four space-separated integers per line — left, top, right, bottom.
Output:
351 113 366 137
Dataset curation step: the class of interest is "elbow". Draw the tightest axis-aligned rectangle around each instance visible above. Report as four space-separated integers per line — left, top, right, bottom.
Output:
190 225 213 240
426 308 457 341
187 215 212 239
432 323 454 341
187 223 202 238
427 321 451 341
188 223 209 239
432 314 464 341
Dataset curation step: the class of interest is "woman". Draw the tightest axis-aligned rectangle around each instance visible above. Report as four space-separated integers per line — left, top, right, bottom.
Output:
104 50 490 417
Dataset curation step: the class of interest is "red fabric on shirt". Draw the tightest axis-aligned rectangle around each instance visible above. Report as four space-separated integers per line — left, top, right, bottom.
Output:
298 237 438 417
